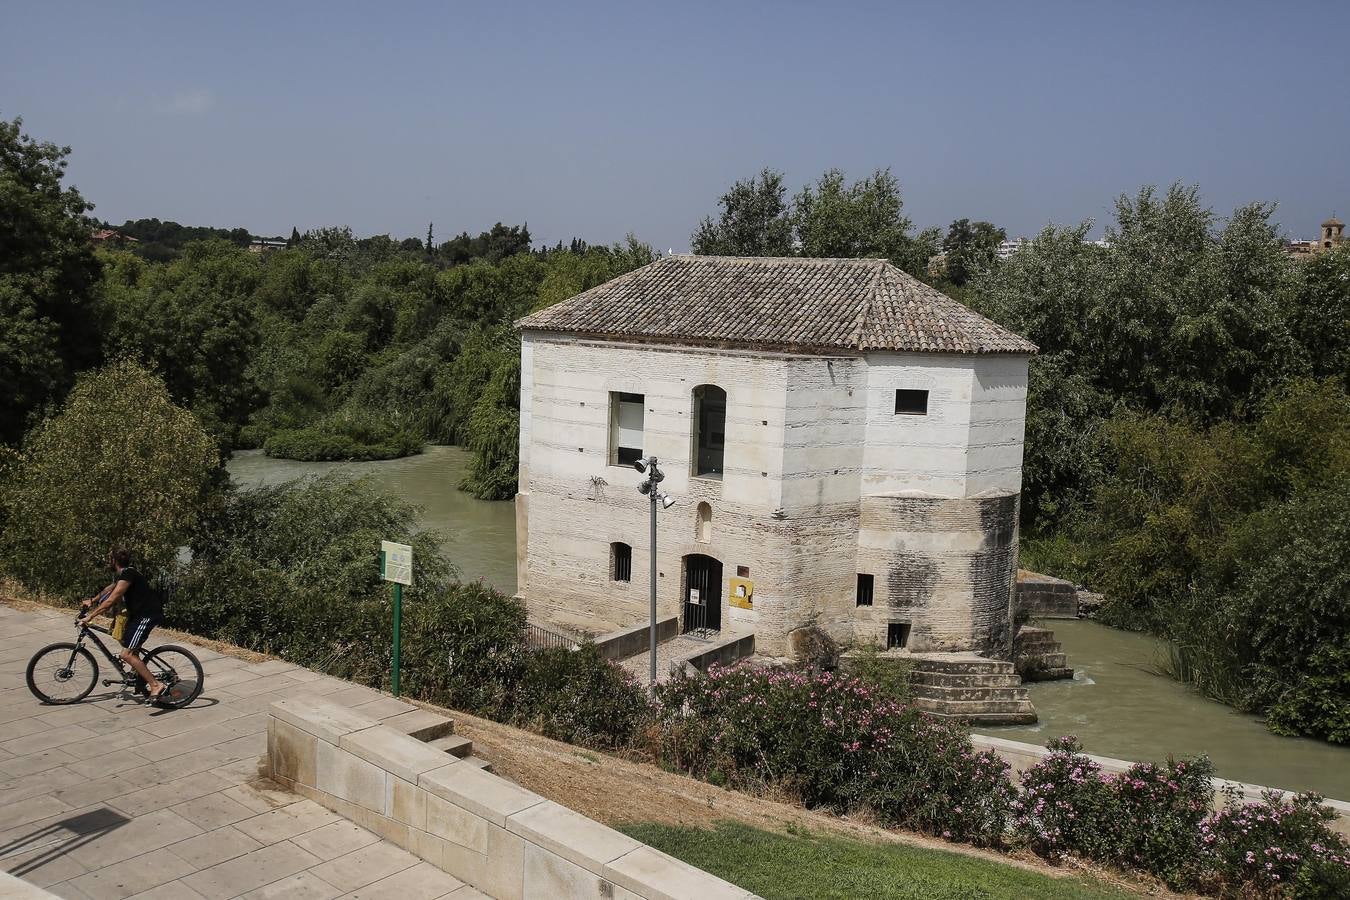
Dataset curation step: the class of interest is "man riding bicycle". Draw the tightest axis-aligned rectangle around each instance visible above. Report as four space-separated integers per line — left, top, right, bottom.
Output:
79 548 168 703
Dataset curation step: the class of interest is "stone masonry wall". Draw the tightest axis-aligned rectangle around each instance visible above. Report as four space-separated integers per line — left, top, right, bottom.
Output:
267 698 756 900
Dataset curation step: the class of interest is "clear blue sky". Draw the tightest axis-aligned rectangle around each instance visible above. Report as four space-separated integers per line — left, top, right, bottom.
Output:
4 1 1347 250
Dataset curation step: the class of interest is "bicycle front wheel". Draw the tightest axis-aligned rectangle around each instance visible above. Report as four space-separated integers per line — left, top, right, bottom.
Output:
26 643 98 704
143 645 204 708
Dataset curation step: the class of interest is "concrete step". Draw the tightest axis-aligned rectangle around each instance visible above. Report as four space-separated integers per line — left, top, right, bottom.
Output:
910 671 1025 689
923 707 1039 726
910 658 1015 675
428 734 474 758
913 696 1036 715
913 685 1031 703
461 756 494 773
382 709 455 742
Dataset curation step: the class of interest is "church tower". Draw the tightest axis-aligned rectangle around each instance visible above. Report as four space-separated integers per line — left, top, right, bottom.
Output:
1323 216 1345 249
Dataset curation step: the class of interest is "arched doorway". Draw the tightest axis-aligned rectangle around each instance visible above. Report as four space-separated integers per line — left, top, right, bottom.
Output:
682 553 722 635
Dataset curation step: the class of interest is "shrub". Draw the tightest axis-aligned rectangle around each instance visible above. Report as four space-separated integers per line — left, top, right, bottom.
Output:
653 663 1012 845
1013 737 1213 888
263 417 422 462
1199 788 1350 896
514 644 654 749
0 360 218 597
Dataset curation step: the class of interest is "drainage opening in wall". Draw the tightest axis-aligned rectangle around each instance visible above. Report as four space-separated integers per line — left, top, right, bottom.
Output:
887 622 911 649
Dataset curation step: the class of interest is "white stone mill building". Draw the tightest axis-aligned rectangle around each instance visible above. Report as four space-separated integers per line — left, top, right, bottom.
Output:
513 255 1037 660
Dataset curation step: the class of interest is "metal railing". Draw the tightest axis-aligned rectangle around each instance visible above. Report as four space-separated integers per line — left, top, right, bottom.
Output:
524 621 580 652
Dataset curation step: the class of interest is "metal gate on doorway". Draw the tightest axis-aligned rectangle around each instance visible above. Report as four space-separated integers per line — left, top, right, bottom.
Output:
682 553 722 637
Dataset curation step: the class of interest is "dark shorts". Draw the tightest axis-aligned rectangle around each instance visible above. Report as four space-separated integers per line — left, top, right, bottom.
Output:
122 616 158 651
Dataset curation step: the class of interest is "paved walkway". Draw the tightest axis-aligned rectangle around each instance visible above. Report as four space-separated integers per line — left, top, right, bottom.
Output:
618 632 735 686
0 602 487 899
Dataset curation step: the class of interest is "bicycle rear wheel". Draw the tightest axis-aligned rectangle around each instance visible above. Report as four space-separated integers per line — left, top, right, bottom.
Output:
26 643 99 704
142 645 205 708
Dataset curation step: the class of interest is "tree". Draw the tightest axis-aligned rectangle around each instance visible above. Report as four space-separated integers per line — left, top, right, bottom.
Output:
792 169 939 277
0 360 218 596
288 226 301 247
0 117 104 444
691 168 793 256
941 218 1006 286
1288 243 1350 384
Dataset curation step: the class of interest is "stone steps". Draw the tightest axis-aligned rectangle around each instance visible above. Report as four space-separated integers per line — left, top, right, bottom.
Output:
910 670 1025 689
1015 626 1075 682
907 656 1037 726
381 707 492 772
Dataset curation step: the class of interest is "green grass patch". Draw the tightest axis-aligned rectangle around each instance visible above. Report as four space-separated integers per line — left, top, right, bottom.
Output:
618 821 1130 900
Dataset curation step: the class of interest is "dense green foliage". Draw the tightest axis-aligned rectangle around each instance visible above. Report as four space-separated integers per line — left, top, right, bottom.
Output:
93 226 652 494
968 187 1349 741
619 821 1132 900
692 167 941 278
0 118 105 445
103 217 260 262
0 361 218 597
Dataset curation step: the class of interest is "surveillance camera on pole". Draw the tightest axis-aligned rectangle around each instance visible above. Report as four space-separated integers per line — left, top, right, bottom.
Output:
634 456 674 686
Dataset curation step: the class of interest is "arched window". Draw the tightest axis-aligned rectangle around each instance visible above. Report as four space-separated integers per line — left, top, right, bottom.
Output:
696 502 712 543
611 542 632 582
692 385 726 477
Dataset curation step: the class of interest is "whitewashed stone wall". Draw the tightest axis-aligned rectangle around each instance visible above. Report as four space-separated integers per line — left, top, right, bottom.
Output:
516 332 1030 657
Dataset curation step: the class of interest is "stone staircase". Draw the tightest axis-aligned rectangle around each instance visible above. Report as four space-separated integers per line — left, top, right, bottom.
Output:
908 654 1038 726
1014 626 1075 681
381 706 494 772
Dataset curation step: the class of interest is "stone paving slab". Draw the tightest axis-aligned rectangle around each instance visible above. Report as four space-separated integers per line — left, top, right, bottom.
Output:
0 603 498 899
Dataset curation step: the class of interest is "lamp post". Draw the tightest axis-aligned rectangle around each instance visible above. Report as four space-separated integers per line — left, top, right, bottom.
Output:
634 456 674 686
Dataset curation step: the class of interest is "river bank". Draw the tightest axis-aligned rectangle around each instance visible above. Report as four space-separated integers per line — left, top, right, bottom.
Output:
224 450 1350 800
226 446 518 593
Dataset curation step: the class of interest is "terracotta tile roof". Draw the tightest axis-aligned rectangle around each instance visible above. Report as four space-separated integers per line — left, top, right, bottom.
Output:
516 255 1037 355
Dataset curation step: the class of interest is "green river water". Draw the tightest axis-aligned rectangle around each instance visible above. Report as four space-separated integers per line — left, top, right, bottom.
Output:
225 448 1349 799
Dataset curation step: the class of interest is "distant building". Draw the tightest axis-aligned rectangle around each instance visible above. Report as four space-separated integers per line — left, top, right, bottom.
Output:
1285 215 1345 260
248 238 288 253
996 238 1029 260
91 228 139 245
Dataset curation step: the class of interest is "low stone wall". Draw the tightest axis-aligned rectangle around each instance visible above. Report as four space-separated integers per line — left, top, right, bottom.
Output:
594 616 680 661
267 699 757 900
1 871 59 898
673 632 755 677
1015 571 1079 618
971 733 1350 837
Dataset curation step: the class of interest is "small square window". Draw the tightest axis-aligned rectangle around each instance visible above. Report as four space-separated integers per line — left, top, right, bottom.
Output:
894 389 928 416
887 622 911 649
856 573 874 607
612 542 632 582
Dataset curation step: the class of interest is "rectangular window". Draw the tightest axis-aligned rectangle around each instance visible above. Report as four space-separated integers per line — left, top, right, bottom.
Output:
894 389 929 416
856 573 874 607
887 622 911 649
612 542 632 582
610 392 645 466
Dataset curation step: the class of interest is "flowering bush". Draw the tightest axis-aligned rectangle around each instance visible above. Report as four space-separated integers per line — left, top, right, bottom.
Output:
1013 736 1213 887
1199 787 1350 897
652 663 1013 845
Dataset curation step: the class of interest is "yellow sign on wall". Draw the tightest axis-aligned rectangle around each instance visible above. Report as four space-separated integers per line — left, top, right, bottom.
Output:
729 577 754 610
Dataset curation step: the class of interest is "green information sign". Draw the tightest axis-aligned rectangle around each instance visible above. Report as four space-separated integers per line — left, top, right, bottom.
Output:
379 540 413 696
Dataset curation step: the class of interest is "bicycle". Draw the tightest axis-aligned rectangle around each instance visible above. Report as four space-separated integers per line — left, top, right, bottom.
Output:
25 616 205 708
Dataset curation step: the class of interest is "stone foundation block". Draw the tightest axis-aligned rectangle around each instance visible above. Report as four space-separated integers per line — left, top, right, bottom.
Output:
268 717 318 787
341 725 458 784
440 821 526 900
271 698 380 745
426 793 490 854
316 738 386 812
388 775 426 829
418 761 545 827
506 800 640 874
605 845 754 900
524 844 641 900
